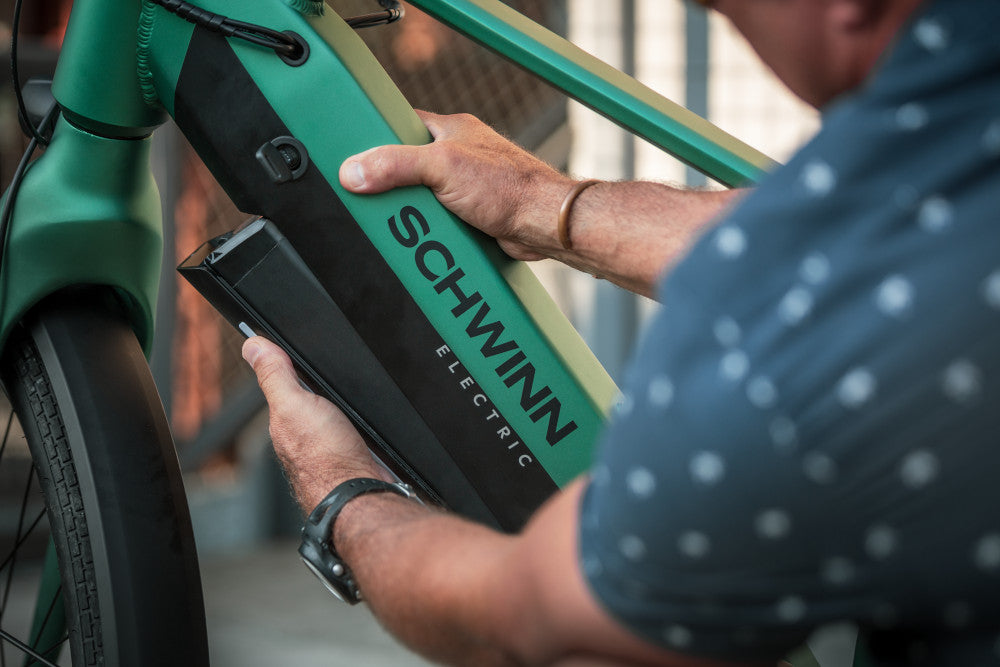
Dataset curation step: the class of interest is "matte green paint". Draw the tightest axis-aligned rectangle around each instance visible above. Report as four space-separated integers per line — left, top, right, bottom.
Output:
0 120 163 354
53 0 164 134
409 0 775 187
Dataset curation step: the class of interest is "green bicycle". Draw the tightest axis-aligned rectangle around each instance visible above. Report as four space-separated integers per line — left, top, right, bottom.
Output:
0 0 770 664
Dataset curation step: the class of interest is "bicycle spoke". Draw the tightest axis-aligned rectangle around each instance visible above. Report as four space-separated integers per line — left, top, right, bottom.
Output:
0 628 59 667
0 470 34 624
25 583 63 667
0 509 45 577
0 410 13 466
24 633 67 667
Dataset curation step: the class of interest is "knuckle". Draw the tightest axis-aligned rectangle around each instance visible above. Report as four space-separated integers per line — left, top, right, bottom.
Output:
256 358 285 389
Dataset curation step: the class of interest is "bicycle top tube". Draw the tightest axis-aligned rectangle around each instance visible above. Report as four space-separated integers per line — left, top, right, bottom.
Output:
407 0 775 187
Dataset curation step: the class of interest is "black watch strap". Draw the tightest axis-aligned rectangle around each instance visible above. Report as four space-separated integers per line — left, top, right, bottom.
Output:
298 477 415 604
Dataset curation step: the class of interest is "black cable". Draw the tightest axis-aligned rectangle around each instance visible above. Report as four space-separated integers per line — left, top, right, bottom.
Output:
346 8 403 29
149 0 400 45
146 0 300 56
0 104 59 276
9 0 48 145
0 136 39 262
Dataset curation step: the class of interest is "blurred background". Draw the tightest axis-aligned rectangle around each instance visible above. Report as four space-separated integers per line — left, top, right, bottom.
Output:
0 0 818 664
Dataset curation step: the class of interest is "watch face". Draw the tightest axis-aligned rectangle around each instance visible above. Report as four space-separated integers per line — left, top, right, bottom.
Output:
300 555 349 603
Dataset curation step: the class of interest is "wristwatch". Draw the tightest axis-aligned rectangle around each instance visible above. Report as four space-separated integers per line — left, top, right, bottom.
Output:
298 477 418 604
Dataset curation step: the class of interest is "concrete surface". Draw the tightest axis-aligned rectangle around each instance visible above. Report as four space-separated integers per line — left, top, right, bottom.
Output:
200 540 434 667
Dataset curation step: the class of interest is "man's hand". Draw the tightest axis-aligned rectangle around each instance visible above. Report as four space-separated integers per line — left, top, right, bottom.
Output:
242 336 391 512
340 110 741 298
340 110 572 262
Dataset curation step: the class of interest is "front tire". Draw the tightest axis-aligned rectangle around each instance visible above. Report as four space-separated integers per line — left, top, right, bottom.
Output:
0 289 208 666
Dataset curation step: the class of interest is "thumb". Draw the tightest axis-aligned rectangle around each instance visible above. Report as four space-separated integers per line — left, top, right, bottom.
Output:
242 337 308 407
339 144 442 194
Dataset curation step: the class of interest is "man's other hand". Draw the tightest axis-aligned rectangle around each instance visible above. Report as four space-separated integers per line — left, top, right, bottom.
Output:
242 336 389 513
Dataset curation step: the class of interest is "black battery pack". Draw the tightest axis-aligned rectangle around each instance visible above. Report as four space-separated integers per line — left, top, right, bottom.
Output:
179 218 553 530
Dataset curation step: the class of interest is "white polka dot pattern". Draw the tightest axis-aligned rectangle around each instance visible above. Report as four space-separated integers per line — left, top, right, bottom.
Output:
678 531 711 559
714 226 747 259
776 596 807 623
689 451 726 486
614 391 634 417
746 376 778 409
619 534 647 562
821 557 856 586
896 102 929 130
865 525 898 560
713 316 742 347
799 252 831 285
663 625 693 649
899 449 940 489
626 467 656 499
591 463 610 488
646 375 674 409
837 368 877 409
802 452 838 485
983 270 1000 309
778 287 813 325
941 359 982 404
874 275 914 318
801 160 837 196
719 350 749 382
984 119 1000 156
755 509 792 540
917 195 954 233
973 534 1000 571
914 17 949 52
715 227 747 259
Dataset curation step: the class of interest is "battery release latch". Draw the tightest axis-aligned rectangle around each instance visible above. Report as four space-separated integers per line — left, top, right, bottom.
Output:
256 136 310 183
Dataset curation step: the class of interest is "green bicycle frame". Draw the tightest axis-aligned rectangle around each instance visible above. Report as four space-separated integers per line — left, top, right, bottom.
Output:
1 0 772 486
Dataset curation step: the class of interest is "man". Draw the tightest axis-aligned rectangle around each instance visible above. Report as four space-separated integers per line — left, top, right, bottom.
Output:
243 0 1000 663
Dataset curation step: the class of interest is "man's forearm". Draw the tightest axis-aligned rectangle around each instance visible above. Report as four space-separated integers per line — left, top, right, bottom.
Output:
332 493 528 666
517 180 742 298
329 481 683 667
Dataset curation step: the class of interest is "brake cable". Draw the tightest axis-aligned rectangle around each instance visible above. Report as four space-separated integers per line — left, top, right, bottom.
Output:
147 0 404 60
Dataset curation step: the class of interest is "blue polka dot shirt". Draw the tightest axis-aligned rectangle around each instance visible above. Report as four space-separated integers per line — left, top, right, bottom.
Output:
579 0 1000 664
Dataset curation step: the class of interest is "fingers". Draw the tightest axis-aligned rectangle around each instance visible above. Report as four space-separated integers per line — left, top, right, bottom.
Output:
340 144 441 194
339 110 474 194
241 337 310 409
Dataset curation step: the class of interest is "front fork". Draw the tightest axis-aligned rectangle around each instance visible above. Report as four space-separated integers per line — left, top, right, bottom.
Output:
0 63 164 667
0 117 163 356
